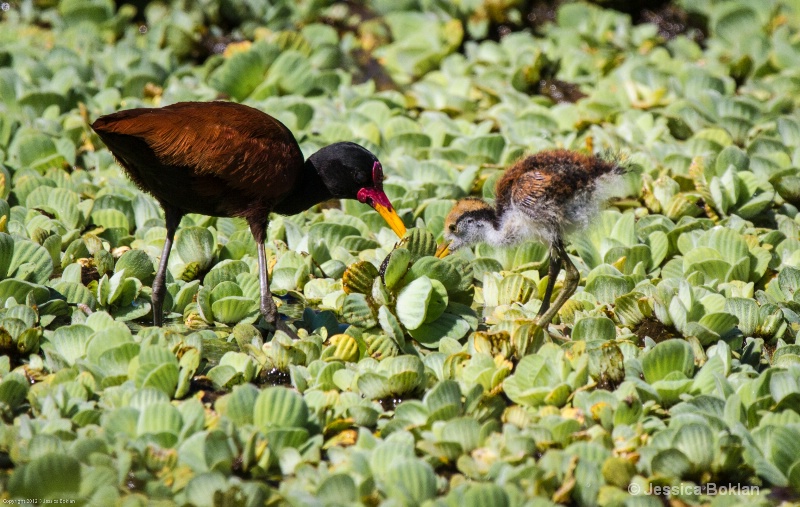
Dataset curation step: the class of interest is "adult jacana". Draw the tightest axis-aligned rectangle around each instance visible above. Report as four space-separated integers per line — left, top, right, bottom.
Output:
443 149 625 329
91 101 407 331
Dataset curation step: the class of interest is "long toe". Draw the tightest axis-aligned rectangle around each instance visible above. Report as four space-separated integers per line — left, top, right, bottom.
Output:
273 318 299 340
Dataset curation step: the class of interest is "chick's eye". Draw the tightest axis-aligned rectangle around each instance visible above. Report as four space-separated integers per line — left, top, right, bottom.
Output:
448 224 456 232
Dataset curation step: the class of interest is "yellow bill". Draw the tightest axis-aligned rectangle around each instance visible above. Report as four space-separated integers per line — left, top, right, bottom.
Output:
358 184 407 239
435 241 451 258
373 202 407 238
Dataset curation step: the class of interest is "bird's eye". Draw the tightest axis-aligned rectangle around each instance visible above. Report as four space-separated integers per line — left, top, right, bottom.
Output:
449 224 456 232
365 197 374 206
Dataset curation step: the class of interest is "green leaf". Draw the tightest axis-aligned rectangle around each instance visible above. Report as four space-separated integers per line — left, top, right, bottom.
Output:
0 233 12 279
0 279 50 304
137 401 183 438
402 256 461 292
408 312 470 348
379 305 406 348
208 42 278 100
503 354 561 406
91 208 130 232
253 387 308 430
8 134 67 172
714 5 759 44
382 248 412 290
211 296 257 325
216 384 258 426
0 373 29 411
384 460 437 505
50 324 93 365
8 453 81 499
769 427 800 475
672 423 714 471
724 297 759 336
175 227 215 273
8 237 53 284
572 317 616 341
698 312 738 335
342 261 379 295
641 339 695 383
461 483 510 507
441 417 481 452
651 448 692 478
398 228 438 261
26 187 81 229
396 276 433 330
585 274 634 305
342 293 377 328
136 363 179 397
264 50 314 95
317 474 357 504
497 274 537 305
115 249 154 284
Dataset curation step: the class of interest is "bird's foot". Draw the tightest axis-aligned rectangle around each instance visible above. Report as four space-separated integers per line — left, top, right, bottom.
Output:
266 318 300 340
531 317 550 339
260 296 299 339
531 318 571 345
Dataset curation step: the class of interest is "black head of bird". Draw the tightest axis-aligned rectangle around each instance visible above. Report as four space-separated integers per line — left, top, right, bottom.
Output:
297 141 404 235
443 149 625 329
91 101 407 333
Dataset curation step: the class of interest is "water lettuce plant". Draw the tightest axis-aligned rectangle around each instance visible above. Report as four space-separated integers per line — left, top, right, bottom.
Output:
1 0 800 505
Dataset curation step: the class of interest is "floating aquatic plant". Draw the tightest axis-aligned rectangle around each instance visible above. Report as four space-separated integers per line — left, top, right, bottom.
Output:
1 0 800 504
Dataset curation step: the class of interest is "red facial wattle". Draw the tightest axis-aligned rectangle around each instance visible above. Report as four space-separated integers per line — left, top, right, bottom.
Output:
373 161 384 189
357 161 392 209
357 187 393 210
357 161 406 237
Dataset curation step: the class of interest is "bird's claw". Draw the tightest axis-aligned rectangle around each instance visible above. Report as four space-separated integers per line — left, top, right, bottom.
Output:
272 319 300 340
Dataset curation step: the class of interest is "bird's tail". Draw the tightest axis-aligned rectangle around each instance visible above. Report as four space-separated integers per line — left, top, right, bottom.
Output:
596 149 632 177
590 150 632 205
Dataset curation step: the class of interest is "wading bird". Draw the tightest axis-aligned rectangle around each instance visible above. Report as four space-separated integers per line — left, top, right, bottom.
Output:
443 149 625 329
92 101 407 331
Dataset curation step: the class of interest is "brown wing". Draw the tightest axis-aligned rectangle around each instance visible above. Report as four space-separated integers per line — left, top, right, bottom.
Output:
494 156 558 216
509 170 556 213
495 149 618 216
92 102 304 216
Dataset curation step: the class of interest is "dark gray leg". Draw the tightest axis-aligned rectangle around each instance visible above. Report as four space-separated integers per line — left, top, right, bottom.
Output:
250 220 296 337
152 208 182 326
538 245 562 317
250 221 278 322
535 238 580 330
